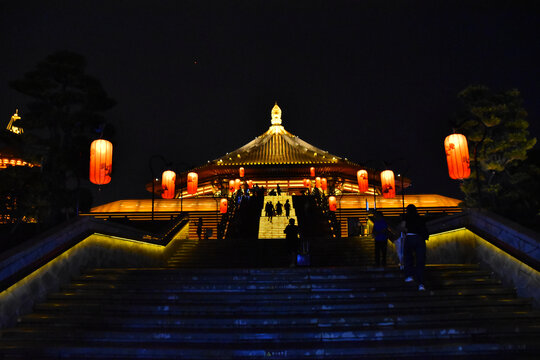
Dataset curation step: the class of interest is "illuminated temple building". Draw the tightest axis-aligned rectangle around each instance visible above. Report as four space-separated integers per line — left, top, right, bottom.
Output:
92 104 461 238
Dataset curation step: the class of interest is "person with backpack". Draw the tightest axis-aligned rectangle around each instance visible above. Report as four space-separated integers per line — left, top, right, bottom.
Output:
372 211 389 267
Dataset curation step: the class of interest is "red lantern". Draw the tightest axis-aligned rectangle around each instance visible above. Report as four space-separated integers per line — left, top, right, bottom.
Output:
161 170 176 199
381 170 395 198
315 177 321 188
247 180 253 189
187 172 198 194
328 196 337 211
310 167 315 177
321 178 327 191
239 167 245 177
303 179 308 187
235 178 241 190
220 198 228 213
445 133 471 180
89 139 113 185
357 169 368 193
228 180 235 193
306 179 311 188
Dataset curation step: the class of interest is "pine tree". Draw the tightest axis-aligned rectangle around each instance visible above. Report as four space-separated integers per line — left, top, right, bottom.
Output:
4 51 116 226
455 85 537 222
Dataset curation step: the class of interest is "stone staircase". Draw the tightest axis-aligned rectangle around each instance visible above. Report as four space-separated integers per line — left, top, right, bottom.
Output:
0 264 539 358
258 195 297 239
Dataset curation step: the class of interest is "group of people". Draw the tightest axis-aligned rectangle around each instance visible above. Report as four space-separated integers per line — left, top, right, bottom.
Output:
372 204 429 291
264 199 291 222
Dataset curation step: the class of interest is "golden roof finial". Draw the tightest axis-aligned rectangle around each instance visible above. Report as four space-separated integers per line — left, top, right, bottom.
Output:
271 103 282 125
7 109 23 135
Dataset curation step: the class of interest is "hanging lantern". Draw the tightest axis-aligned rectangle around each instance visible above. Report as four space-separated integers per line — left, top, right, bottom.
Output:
444 133 471 180
220 198 228 213
247 180 253 189
328 196 337 211
357 169 368 193
89 139 113 185
235 178 241 190
380 170 395 199
315 177 321 188
321 178 327 191
303 179 308 187
229 180 235 193
161 170 176 199
239 167 245 178
187 172 198 194
306 179 311 188
310 167 315 177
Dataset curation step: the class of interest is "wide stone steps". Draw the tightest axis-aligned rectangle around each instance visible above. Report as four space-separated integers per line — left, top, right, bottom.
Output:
258 195 297 239
1 265 539 358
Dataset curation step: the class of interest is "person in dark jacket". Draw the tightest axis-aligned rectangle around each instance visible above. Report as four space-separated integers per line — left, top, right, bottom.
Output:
399 204 429 291
284 218 299 267
372 211 389 267
284 199 291 218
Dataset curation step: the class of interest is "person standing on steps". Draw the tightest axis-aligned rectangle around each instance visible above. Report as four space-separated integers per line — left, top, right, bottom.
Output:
399 204 429 291
284 218 299 267
372 211 389 267
196 217 203 240
275 201 283 216
276 184 282 196
284 199 291 218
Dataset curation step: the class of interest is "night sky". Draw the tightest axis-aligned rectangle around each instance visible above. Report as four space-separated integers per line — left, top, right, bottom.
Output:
2 1 539 206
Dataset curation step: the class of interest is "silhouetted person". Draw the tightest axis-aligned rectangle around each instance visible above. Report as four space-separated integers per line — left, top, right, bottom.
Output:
284 199 291 218
196 217 203 240
372 211 389 267
276 201 283 216
399 204 429 291
276 184 282 196
284 218 299 267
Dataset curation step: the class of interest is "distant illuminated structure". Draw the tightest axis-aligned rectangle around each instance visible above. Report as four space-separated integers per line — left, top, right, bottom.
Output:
1 110 39 169
147 103 409 199
6 109 23 135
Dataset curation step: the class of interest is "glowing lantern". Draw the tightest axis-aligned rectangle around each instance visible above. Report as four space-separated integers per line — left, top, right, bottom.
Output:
239 167 245 177
444 133 471 180
247 180 253 189
161 170 176 199
303 179 308 187
357 169 368 193
306 179 311 188
187 172 198 194
229 180 235 193
220 198 228 213
328 196 337 211
89 139 113 185
380 170 395 199
315 177 321 188
235 178 241 190
310 167 315 177
321 178 327 191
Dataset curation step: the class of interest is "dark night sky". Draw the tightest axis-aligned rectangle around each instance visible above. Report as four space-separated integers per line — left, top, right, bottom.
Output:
1 0 539 206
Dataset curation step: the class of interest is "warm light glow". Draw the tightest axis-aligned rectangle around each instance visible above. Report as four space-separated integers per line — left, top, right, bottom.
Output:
161 170 176 199
271 103 282 125
247 180 253 189
381 170 395 198
321 178 327 191
89 139 113 185
239 167 245 177
187 172 198 194
315 177 321 188
235 178 241 191
328 196 337 211
310 167 315 177
220 198 228 213
306 179 311 188
6 109 23 135
357 169 368 193
229 180 235 193
445 133 470 180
